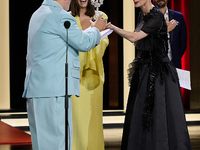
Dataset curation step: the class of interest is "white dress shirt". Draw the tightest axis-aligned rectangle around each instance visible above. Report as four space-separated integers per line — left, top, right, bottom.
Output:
164 8 172 60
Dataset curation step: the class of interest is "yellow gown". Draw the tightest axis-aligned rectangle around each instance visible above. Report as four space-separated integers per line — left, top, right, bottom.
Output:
71 12 109 150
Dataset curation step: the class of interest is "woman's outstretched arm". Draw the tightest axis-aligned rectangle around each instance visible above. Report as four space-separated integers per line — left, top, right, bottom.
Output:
107 24 148 43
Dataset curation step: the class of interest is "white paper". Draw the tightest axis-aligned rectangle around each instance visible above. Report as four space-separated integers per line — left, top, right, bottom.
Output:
83 26 92 33
100 29 113 39
83 26 113 39
176 68 191 90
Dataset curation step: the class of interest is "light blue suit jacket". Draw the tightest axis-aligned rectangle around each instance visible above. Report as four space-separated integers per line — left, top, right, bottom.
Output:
22 0 101 98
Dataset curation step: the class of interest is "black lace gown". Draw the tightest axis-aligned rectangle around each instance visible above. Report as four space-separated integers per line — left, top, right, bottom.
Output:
121 7 191 150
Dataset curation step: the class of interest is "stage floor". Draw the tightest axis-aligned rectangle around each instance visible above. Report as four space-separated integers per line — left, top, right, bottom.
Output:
0 126 200 150
103 126 200 150
0 113 200 150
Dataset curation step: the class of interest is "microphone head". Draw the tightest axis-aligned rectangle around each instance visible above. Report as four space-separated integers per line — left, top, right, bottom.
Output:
64 21 71 29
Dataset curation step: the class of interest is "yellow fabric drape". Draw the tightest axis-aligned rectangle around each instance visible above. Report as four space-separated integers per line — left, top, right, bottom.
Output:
71 12 109 150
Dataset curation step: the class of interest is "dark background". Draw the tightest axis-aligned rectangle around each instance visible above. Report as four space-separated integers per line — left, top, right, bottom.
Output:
9 0 124 111
9 1 43 111
9 0 199 111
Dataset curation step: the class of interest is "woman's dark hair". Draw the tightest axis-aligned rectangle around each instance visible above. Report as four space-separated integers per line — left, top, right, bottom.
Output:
70 0 95 17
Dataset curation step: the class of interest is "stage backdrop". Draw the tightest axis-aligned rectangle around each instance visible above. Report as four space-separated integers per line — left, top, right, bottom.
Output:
101 0 124 110
8 0 192 111
9 0 43 111
9 0 124 111
189 0 200 109
168 0 190 109
0 1 10 109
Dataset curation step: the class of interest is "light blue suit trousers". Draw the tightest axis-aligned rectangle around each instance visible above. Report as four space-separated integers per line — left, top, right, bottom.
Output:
27 97 72 150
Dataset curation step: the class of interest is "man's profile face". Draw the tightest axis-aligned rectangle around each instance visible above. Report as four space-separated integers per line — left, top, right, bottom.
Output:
154 0 168 8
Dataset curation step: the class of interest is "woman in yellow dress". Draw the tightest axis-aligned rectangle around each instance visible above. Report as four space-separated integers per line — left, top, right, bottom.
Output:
70 0 109 150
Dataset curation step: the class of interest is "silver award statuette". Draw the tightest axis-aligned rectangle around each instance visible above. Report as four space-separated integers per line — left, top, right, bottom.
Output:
91 0 104 20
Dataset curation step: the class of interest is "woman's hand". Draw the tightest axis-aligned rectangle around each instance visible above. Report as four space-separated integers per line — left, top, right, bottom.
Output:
90 14 107 32
106 22 113 30
105 22 112 29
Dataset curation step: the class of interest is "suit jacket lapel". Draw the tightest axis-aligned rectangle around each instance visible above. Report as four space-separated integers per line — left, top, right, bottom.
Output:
168 9 174 45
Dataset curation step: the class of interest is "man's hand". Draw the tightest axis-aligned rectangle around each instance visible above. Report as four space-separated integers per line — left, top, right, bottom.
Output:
166 18 177 32
90 14 107 32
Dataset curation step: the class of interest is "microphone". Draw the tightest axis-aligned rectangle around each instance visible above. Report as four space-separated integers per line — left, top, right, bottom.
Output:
64 20 70 150
64 20 70 109
63 20 70 109
64 21 71 29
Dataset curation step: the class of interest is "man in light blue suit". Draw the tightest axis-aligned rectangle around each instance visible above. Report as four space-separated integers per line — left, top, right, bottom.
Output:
22 0 108 149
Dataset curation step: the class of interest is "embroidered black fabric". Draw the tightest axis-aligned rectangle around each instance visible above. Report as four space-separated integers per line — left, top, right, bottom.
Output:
121 7 191 150
127 7 173 129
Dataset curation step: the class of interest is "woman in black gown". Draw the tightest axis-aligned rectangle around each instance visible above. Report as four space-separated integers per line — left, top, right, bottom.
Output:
107 0 191 149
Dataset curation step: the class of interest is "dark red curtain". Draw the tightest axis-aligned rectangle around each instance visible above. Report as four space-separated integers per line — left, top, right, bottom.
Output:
168 0 190 109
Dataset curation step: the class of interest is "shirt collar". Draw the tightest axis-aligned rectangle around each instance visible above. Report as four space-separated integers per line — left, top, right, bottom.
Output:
165 7 169 16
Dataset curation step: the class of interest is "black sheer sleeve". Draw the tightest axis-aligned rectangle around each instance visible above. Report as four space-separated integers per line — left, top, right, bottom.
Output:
141 12 164 34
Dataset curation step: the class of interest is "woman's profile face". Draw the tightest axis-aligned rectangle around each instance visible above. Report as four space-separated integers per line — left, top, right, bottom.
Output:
78 0 89 9
133 0 149 8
